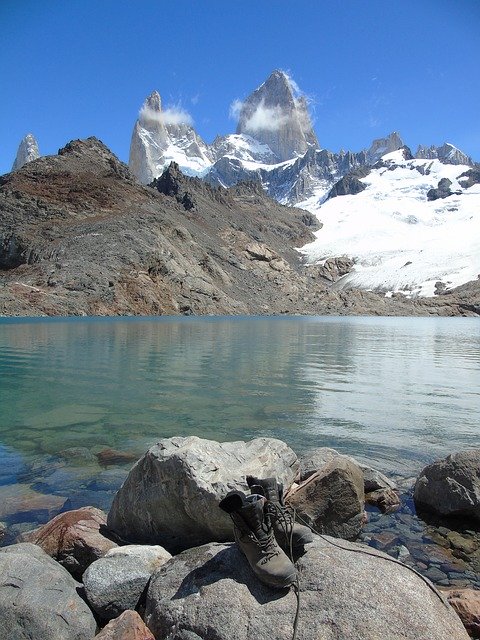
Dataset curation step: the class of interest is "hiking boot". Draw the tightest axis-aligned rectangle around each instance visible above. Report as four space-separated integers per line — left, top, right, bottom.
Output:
246 476 313 553
219 490 297 589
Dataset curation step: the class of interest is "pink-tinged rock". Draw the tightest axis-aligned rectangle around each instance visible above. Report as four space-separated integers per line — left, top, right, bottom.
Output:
0 484 68 521
442 588 480 638
95 611 155 640
22 506 117 579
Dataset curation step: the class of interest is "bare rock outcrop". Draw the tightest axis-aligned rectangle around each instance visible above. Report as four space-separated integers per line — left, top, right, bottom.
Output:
236 69 318 162
11 133 40 171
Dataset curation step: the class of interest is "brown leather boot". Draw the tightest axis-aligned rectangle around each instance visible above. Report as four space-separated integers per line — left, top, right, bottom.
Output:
219 490 297 589
246 476 313 553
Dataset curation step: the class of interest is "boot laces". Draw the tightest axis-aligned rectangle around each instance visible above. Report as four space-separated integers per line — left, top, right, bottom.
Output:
256 530 280 562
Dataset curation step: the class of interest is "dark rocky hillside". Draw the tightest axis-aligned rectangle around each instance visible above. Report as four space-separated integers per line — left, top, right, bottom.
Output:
0 137 478 317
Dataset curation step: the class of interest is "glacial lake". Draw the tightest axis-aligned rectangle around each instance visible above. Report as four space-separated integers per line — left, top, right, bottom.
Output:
0 315 479 531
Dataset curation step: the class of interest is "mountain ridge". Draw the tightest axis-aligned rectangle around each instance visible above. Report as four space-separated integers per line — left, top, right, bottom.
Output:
0 137 478 317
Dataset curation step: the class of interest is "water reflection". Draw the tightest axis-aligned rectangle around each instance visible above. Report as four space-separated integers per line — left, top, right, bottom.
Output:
0 316 479 480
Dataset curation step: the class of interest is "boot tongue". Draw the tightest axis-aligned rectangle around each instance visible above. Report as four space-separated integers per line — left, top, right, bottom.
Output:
247 476 281 503
242 495 270 539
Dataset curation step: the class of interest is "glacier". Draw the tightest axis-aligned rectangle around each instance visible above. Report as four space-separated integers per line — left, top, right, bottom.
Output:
299 150 480 297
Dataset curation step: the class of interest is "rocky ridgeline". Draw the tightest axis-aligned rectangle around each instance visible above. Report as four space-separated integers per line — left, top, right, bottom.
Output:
1 136 479 317
126 70 477 208
1 436 479 639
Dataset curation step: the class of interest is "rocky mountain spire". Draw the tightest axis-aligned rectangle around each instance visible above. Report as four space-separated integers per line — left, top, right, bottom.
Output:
12 133 40 171
129 91 169 184
129 91 212 184
366 132 404 164
235 70 318 162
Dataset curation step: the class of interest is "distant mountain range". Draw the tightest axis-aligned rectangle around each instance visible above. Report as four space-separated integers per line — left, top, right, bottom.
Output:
6 69 480 303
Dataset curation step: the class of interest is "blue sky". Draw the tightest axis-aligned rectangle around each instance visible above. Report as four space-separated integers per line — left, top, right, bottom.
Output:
1 0 479 175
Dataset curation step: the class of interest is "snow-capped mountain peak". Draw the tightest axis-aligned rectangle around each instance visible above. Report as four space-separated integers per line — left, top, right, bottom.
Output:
129 91 212 183
235 69 318 162
416 142 473 166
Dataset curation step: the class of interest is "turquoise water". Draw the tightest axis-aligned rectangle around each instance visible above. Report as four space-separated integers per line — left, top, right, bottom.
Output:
0 316 479 529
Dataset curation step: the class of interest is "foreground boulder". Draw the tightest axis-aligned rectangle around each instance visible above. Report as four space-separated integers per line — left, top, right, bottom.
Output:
22 506 118 579
414 450 480 520
0 542 97 640
95 610 155 639
107 436 299 552
83 545 171 620
287 456 365 539
144 538 469 640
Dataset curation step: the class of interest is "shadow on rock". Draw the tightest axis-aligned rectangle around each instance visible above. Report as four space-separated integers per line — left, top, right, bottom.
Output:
171 545 289 605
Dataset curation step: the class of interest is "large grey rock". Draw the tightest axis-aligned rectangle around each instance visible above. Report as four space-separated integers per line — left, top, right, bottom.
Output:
0 542 97 639
287 455 365 539
414 450 480 520
107 436 299 552
145 538 469 640
83 544 171 620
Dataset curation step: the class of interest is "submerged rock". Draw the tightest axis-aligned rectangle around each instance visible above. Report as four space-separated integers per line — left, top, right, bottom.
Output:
145 537 469 640
107 436 299 553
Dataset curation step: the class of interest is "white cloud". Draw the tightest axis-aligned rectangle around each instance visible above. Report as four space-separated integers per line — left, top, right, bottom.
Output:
243 99 290 133
283 71 301 97
229 98 244 120
139 104 193 127
191 93 200 105
162 106 193 126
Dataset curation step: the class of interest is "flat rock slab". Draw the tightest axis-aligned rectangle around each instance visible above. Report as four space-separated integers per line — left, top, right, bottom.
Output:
107 436 299 552
0 542 97 640
145 538 469 640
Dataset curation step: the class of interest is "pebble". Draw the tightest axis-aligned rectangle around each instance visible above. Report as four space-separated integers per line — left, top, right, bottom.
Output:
425 566 448 583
